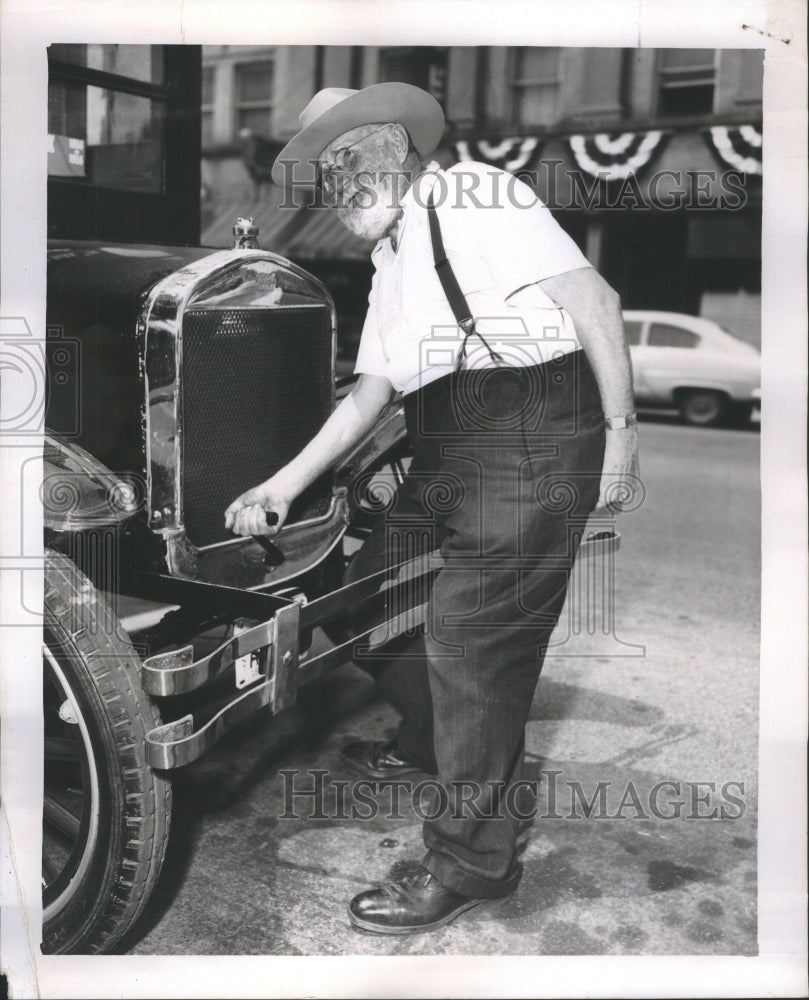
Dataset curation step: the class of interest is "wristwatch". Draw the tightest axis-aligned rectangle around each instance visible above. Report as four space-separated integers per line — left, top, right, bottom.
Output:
604 413 638 430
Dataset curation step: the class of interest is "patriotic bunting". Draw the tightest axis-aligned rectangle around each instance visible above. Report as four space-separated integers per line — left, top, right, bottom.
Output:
703 125 762 176
567 131 668 181
453 125 763 180
454 137 543 172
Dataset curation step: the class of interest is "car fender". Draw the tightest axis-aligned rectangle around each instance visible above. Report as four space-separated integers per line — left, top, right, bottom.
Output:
642 353 758 403
43 432 143 532
335 400 409 509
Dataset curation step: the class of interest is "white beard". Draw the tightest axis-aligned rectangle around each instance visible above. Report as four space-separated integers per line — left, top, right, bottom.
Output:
335 173 405 242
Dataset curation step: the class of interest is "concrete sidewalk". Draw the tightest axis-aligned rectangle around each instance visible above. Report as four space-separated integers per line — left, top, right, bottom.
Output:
125 656 756 957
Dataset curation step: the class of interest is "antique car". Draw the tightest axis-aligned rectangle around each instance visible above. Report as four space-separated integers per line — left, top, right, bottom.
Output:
42 222 619 955
622 310 761 426
42 222 419 954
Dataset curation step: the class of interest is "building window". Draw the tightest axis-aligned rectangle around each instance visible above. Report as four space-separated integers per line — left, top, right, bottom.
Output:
49 43 165 84
658 49 716 117
378 48 448 107
48 44 167 192
511 48 561 127
201 66 215 147
577 48 627 118
235 61 274 136
47 44 201 244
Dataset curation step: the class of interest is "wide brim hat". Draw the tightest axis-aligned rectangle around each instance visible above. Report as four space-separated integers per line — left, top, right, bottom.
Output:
271 82 445 187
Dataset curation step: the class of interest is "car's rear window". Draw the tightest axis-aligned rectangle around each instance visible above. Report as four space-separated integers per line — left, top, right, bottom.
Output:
648 323 699 348
623 320 643 345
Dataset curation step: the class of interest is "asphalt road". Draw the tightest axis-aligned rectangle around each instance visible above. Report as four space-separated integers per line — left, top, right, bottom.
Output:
126 415 761 958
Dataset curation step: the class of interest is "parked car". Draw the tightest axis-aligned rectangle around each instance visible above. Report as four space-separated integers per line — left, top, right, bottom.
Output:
42 226 422 955
42 225 620 954
622 310 761 426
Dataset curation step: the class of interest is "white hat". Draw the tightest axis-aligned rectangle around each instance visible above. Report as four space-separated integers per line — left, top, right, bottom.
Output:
271 82 445 187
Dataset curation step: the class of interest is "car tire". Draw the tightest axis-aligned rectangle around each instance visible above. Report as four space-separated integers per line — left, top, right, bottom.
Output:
42 549 171 954
677 389 728 427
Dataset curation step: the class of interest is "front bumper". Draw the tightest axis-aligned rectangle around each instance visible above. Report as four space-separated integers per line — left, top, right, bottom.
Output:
143 551 440 769
141 528 621 770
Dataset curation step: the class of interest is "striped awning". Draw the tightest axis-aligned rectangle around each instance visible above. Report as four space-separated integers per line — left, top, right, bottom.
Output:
282 206 375 261
202 188 374 260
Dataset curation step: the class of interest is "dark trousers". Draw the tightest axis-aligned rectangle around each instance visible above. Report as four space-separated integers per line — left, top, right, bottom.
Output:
345 349 605 898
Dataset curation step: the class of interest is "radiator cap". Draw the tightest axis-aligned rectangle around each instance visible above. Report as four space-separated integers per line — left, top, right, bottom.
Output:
233 217 259 249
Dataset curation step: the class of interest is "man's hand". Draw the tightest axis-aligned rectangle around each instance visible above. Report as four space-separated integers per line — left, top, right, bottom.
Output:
225 479 291 537
533 268 641 514
597 425 640 512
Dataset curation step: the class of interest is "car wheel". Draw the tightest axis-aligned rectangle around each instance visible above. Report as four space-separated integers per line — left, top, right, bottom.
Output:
42 549 171 954
677 390 728 427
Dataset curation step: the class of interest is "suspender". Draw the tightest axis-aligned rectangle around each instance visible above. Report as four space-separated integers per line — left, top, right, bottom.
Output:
426 188 505 373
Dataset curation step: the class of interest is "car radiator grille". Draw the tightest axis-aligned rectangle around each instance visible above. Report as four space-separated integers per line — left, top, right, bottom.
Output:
181 306 334 548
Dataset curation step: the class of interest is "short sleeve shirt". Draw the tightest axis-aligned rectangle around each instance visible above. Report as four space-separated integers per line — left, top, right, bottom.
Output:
354 160 592 395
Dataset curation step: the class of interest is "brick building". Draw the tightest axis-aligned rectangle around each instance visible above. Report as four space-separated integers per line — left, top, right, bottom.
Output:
200 45 763 349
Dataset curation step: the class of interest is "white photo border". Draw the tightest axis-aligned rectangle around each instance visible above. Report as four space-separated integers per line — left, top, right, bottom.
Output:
1 1 806 997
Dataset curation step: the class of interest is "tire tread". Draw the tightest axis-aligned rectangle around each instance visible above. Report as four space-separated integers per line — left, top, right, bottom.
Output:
42 550 172 955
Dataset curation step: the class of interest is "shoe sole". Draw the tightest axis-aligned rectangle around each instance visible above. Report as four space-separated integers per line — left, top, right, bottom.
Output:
348 892 514 935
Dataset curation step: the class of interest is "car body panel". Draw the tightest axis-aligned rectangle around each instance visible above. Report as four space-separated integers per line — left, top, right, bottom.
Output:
45 238 353 593
623 310 760 409
47 241 217 478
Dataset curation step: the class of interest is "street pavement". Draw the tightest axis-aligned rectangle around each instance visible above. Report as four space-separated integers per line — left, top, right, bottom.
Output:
125 415 760 958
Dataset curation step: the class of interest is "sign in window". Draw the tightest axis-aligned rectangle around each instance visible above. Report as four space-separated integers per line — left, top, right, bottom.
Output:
48 79 165 192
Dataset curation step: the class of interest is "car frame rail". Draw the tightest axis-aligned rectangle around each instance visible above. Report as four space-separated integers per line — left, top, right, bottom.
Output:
140 528 620 770
141 551 441 769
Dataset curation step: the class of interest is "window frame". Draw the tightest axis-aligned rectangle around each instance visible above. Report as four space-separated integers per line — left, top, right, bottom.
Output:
377 47 448 108
508 47 562 128
48 49 178 138
656 48 718 118
233 60 275 136
47 44 201 244
201 64 215 148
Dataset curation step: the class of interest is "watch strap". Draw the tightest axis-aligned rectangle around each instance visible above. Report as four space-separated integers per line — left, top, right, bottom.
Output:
604 413 638 430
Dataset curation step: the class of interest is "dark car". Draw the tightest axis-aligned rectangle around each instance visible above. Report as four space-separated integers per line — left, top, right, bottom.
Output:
41 228 418 954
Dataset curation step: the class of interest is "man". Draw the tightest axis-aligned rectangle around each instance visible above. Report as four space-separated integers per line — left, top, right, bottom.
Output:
225 83 639 934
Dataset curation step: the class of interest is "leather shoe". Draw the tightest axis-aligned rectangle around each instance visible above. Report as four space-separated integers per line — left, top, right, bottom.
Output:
349 865 512 934
339 739 434 779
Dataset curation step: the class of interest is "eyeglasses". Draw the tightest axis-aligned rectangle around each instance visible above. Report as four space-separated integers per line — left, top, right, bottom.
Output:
318 124 392 199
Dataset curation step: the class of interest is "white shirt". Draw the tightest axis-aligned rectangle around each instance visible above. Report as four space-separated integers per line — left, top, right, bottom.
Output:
354 161 592 395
